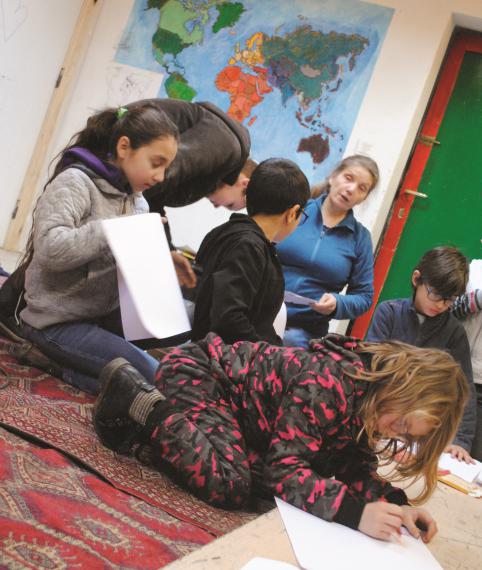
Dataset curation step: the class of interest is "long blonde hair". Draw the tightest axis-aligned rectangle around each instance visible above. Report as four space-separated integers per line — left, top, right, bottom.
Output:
356 341 468 503
311 154 379 199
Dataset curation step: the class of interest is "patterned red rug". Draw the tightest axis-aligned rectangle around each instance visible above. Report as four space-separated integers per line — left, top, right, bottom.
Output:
0 337 264 538
0 426 212 568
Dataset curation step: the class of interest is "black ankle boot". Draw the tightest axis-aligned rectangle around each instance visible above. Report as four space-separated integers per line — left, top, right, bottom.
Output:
93 358 162 454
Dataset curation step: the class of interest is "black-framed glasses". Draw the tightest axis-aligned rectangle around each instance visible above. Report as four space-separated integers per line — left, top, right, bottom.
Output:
297 208 309 222
424 284 457 306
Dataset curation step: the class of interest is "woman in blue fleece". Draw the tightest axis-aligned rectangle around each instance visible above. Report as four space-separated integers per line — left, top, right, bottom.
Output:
277 155 377 348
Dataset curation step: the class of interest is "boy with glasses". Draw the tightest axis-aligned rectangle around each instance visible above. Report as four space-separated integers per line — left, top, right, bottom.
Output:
191 158 310 345
366 246 477 463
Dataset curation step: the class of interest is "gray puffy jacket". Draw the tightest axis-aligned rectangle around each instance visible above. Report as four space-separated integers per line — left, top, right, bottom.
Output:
21 167 146 329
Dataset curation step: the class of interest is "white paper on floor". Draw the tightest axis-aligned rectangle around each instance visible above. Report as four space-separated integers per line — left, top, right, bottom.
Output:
240 557 299 570
438 452 481 483
275 498 442 570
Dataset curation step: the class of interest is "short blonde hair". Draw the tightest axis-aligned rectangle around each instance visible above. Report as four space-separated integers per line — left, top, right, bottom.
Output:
355 341 468 503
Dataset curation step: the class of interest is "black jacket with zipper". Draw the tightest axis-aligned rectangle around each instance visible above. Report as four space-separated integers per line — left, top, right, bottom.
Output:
192 214 284 345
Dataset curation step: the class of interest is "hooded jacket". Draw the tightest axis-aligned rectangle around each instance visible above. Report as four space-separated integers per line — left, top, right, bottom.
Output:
142 99 251 211
366 297 477 450
20 149 147 329
191 214 283 345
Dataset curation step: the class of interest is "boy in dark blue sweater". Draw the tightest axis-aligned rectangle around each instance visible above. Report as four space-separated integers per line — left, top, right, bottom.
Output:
367 246 477 463
192 158 310 345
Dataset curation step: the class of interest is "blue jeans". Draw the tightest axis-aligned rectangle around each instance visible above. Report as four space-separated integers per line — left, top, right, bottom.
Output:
20 311 159 394
283 325 328 349
283 327 313 349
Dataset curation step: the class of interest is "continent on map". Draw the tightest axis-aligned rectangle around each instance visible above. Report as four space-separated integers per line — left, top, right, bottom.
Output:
165 72 197 99
262 25 369 105
229 32 264 67
215 64 272 122
297 134 330 164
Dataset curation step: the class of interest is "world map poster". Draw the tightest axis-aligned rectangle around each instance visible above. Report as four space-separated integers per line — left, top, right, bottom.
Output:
116 0 394 184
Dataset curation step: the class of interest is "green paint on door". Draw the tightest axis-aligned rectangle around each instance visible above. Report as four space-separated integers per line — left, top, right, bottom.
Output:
379 51 482 303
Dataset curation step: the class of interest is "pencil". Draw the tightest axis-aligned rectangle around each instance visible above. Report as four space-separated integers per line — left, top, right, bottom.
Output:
438 476 470 495
178 250 196 261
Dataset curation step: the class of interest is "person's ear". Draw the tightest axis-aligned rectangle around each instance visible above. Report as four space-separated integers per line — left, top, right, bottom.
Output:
240 175 249 190
116 135 131 159
412 270 421 288
286 204 300 224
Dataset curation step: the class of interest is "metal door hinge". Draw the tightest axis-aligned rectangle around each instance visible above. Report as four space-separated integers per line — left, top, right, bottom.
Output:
405 189 428 199
55 67 65 89
419 134 440 146
11 200 19 219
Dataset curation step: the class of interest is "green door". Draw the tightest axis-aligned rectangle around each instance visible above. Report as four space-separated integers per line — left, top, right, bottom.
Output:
378 50 482 302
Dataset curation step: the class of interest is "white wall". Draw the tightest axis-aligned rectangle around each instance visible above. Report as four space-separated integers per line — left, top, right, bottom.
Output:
0 0 83 247
3 0 482 253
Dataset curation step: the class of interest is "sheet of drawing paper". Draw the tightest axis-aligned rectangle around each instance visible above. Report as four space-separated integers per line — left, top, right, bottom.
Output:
274 303 287 338
438 453 481 483
102 213 190 340
275 498 442 570
240 558 299 570
284 291 316 306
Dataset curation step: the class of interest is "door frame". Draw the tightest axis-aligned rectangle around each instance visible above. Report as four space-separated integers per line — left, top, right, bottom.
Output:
3 0 102 252
351 28 482 338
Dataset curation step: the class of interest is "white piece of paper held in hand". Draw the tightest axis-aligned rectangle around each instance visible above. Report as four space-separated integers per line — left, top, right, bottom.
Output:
284 290 316 306
102 213 190 341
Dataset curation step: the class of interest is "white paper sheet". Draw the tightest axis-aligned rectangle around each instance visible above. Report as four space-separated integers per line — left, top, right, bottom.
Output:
275 498 442 570
240 558 299 570
284 291 316 306
273 303 287 338
102 213 190 341
438 452 482 483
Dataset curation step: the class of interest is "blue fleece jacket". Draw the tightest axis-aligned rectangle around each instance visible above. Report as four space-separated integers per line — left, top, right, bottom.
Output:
276 194 374 336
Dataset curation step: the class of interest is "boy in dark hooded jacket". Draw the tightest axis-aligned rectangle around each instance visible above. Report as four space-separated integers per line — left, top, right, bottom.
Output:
191 158 310 345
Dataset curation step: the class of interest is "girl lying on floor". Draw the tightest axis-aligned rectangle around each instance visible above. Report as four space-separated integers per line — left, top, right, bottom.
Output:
93 333 467 542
